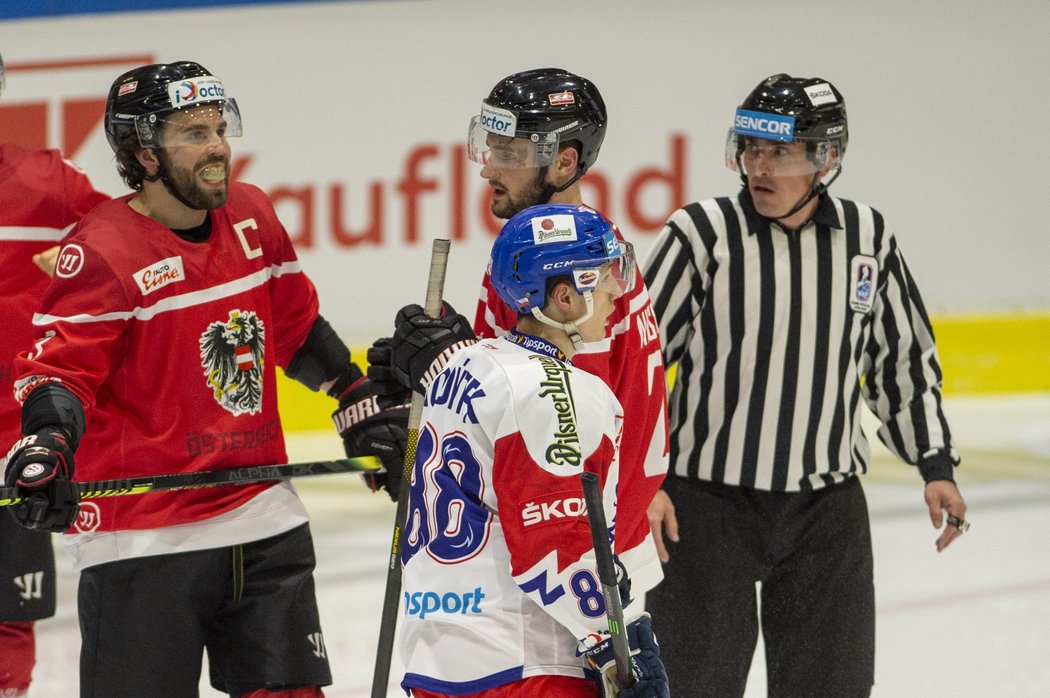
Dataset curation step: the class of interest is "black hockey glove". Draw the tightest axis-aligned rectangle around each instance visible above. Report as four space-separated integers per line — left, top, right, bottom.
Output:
332 377 408 501
379 301 477 396
578 614 670 698
3 428 80 533
365 337 412 408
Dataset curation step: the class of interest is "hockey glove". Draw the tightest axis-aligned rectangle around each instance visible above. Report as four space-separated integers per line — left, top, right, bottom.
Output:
332 377 408 501
365 337 412 408
3 428 80 533
578 614 670 698
384 301 477 395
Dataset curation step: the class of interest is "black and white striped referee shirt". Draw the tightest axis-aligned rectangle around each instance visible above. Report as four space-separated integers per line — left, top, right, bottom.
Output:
642 188 959 492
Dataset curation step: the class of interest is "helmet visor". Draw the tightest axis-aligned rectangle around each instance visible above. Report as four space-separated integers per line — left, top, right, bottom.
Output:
468 113 559 168
725 130 839 178
574 239 636 298
133 98 243 148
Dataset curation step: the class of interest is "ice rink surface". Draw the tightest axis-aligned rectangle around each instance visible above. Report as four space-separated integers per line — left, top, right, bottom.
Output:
30 394 1050 697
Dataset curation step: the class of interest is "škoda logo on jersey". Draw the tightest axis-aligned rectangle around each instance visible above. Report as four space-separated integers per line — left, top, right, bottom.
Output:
199 310 266 416
521 492 587 528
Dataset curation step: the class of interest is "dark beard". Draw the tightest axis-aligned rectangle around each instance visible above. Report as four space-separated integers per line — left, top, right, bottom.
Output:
157 150 229 210
491 172 548 220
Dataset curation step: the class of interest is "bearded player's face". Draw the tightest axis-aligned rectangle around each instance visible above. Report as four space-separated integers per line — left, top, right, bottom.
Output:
157 105 232 210
477 135 550 219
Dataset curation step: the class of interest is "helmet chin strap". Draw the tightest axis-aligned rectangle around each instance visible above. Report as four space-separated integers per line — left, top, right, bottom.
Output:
747 164 843 226
530 291 595 351
536 164 585 205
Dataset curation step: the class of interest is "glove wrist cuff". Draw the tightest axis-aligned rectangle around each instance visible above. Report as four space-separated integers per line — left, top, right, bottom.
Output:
420 339 477 391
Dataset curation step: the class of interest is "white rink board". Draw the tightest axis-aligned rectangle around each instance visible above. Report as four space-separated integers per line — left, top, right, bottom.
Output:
3 0 1050 351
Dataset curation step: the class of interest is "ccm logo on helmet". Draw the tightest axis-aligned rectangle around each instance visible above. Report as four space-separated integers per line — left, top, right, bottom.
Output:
733 108 795 142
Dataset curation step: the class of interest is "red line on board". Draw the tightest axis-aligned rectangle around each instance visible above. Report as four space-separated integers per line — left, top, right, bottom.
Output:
8 55 157 72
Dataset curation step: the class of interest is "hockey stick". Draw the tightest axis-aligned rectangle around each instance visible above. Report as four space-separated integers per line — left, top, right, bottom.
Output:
581 470 636 689
0 456 381 507
371 238 451 698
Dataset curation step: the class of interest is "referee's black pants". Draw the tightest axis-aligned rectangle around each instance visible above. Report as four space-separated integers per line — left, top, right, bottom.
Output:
647 475 875 698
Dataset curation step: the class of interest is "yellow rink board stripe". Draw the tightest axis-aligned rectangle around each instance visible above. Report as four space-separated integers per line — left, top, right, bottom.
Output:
933 313 1050 395
276 313 1050 433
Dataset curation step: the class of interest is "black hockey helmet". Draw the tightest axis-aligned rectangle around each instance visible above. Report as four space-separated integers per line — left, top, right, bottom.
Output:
104 60 241 152
468 68 607 176
726 73 847 183
737 73 847 153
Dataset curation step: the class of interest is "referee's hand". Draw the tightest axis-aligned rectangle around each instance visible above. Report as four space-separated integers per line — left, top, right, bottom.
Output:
648 490 679 563
924 480 968 552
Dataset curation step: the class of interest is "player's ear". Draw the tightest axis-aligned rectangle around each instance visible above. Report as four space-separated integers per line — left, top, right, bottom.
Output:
547 280 577 316
554 144 579 179
136 148 159 176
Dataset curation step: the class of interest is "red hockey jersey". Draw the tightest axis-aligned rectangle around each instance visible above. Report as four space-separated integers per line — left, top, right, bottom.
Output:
14 182 319 567
0 145 107 450
475 240 669 591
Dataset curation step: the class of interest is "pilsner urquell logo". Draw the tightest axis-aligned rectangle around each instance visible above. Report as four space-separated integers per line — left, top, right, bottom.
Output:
533 354 581 466
532 213 578 244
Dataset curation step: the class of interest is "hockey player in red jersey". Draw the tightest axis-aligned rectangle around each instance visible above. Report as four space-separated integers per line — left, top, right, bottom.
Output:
3 61 404 697
371 69 670 597
399 203 669 698
0 52 109 698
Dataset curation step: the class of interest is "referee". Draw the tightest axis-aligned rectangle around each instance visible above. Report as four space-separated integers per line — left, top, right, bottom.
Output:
642 74 969 697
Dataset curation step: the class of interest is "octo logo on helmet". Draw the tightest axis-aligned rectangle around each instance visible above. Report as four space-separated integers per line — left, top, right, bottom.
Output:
479 103 517 136
168 76 226 107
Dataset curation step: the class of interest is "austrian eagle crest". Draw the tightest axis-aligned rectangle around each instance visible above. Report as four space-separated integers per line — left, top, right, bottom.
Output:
199 309 266 416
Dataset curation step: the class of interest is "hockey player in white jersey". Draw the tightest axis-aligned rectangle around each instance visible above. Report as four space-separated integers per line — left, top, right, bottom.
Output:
398 204 669 698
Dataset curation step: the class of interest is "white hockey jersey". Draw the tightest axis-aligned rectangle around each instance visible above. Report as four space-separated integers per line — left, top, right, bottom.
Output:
399 332 624 695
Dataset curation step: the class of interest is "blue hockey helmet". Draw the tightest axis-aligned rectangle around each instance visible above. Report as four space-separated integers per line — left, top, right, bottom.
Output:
490 203 634 314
